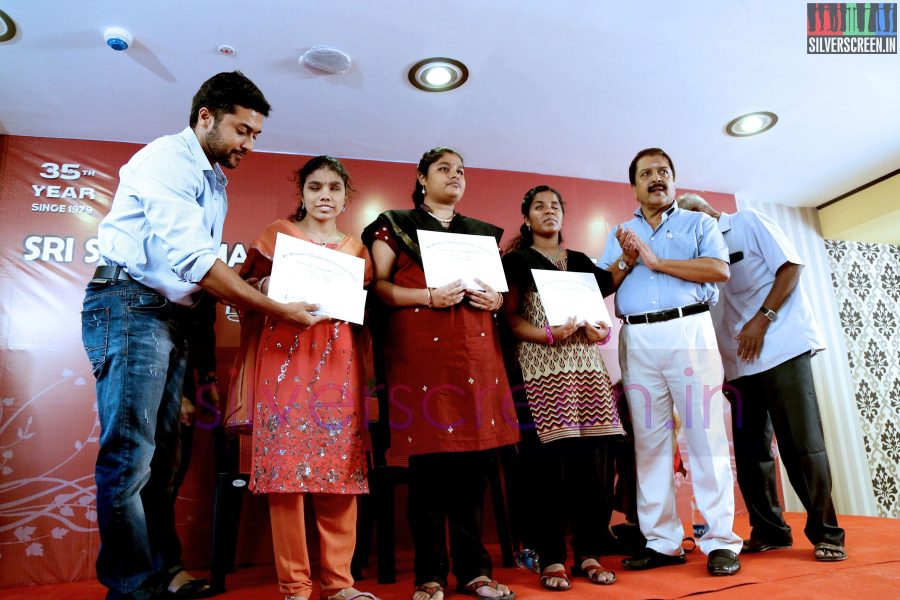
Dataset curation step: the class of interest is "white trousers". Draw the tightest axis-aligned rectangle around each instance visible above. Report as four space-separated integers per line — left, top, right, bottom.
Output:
620 312 742 556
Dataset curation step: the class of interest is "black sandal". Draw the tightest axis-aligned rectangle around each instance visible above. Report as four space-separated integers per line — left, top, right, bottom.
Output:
170 577 214 598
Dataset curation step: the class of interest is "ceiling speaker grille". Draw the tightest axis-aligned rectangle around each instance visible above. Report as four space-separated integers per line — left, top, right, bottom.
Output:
301 46 352 75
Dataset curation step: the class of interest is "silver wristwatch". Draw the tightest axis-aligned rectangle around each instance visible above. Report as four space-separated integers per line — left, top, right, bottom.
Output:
759 306 777 321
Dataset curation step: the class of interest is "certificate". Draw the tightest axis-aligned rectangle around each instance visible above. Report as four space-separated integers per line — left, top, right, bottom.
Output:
267 232 368 324
531 269 612 327
417 230 508 292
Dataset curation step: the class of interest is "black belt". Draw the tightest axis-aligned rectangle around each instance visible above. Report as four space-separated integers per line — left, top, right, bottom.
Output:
90 265 134 283
622 302 709 325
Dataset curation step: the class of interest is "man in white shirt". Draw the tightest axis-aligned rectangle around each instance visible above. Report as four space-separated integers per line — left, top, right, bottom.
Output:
678 194 846 563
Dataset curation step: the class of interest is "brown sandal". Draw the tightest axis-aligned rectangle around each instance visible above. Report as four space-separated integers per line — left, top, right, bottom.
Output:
574 558 617 585
412 584 444 600
540 568 571 591
814 542 848 562
456 577 515 600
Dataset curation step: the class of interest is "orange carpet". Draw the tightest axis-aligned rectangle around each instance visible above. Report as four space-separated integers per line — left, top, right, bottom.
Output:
2 513 898 599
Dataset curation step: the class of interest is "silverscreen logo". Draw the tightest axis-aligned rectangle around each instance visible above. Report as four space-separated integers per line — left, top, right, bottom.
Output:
807 3 897 54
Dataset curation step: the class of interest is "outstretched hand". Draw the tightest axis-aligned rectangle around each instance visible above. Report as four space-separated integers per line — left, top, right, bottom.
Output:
280 301 328 329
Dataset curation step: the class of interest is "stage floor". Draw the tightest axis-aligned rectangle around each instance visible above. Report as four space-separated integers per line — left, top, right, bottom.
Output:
3 512 899 599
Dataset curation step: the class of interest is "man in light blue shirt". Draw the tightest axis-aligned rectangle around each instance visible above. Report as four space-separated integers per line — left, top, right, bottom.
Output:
81 71 324 600
598 148 742 576
678 193 846 562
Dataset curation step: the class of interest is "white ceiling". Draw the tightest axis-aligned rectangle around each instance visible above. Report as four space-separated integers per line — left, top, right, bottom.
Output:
2 1 899 208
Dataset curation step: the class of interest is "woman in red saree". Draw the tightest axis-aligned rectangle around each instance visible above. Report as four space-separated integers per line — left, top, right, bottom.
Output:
235 156 377 600
362 147 520 600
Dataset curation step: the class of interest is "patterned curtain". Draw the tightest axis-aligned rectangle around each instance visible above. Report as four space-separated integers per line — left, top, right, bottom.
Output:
824 240 900 517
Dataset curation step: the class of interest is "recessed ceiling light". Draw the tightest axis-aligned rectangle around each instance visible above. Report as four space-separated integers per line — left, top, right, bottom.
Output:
0 9 17 43
408 57 468 92
726 111 778 137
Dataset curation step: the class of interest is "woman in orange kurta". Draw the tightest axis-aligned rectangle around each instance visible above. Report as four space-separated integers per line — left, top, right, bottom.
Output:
238 156 377 600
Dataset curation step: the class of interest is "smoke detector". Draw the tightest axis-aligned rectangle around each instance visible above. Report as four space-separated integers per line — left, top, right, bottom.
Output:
104 27 132 51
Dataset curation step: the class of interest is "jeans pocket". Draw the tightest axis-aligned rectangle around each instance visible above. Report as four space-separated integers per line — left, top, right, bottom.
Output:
82 307 110 375
130 292 169 311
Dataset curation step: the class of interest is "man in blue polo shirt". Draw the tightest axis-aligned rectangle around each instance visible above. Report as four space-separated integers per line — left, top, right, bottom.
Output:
599 148 742 576
82 71 324 599
678 193 846 563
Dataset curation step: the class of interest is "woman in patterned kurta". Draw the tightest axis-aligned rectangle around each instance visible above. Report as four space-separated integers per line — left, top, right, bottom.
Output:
237 156 377 600
362 148 519 600
501 186 624 591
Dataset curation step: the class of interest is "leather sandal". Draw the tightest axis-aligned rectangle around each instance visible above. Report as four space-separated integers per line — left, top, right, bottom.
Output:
168 573 214 598
573 558 616 585
539 567 571 591
323 587 379 600
814 542 848 562
412 584 444 600
456 577 515 600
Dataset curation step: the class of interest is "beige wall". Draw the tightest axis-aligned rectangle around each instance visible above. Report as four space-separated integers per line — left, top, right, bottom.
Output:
818 172 900 245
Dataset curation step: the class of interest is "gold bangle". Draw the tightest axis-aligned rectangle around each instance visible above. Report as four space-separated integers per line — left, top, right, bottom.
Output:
426 287 434 308
493 293 504 311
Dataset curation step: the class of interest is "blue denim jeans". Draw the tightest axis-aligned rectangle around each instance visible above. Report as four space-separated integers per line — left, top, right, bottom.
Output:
82 279 188 599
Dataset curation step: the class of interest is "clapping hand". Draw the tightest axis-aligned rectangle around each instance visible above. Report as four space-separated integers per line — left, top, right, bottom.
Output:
619 228 661 271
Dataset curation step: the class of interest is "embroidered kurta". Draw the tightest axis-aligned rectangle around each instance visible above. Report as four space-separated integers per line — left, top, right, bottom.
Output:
241 219 372 494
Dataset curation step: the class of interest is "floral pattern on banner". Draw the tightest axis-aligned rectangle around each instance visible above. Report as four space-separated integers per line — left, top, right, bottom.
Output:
825 240 900 517
0 371 99 566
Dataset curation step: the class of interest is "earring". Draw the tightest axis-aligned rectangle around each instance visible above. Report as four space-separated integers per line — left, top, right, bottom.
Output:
341 206 346 213
301 202 305 210
526 224 531 231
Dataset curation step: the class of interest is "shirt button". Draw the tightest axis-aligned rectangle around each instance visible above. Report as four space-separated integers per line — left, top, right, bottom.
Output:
650 237 655 241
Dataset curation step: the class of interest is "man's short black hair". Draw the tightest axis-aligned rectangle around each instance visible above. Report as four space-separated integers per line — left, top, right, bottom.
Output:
189 71 271 127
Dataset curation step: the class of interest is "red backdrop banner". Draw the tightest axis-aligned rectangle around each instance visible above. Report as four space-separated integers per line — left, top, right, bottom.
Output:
0 134 737 587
